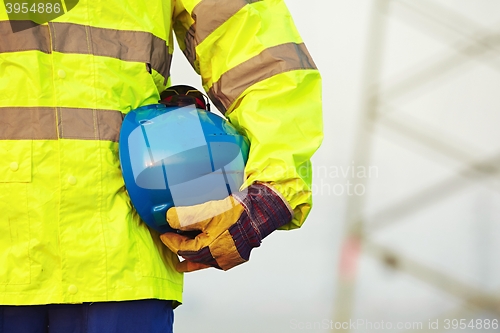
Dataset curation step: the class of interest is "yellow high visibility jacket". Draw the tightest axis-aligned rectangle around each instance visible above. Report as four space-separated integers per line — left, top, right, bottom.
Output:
0 0 322 305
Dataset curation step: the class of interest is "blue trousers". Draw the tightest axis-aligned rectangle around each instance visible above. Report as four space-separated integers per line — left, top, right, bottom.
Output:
0 300 173 333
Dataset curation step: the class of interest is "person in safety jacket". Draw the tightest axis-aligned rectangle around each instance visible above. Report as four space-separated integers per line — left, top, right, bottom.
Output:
0 0 322 332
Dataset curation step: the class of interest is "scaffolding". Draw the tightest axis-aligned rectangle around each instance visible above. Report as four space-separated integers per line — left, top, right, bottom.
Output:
333 0 500 331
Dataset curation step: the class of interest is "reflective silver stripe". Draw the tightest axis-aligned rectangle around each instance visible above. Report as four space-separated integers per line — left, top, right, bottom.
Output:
0 21 171 80
208 42 317 113
182 0 262 67
0 107 123 142
0 21 51 54
192 0 262 44
182 24 197 69
0 107 57 140
57 108 123 142
48 22 172 80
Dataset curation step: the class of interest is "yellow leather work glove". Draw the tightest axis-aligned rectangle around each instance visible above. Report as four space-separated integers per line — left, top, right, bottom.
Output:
160 183 293 272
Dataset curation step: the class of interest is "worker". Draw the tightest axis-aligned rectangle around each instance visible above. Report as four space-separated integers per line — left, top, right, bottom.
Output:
0 0 322 332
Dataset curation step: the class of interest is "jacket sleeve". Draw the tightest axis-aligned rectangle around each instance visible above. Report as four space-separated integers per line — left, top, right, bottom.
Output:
172 0 323 229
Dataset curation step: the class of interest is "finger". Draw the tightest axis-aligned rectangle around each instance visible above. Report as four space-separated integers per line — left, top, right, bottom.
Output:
160 232 205 253
176 260 211 273
167 196 241 231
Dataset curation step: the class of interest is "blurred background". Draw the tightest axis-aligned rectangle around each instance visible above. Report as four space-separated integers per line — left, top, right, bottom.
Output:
170 0 500 332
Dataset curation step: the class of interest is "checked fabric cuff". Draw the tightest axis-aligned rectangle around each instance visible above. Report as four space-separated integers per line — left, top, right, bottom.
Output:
229 183 294 261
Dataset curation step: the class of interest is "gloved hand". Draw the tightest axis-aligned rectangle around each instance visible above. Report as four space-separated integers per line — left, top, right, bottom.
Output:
160 183 293 272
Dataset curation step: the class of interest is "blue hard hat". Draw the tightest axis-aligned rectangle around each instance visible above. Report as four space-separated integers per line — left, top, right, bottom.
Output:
119 90 249 234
